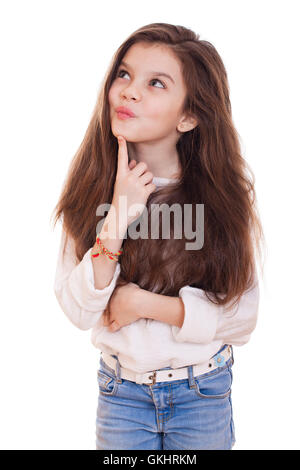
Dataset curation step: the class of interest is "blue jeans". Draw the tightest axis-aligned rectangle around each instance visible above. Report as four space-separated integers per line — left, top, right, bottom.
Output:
95 345 235 450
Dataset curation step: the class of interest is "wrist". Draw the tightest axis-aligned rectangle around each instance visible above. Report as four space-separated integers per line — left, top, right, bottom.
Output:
133 288 158 320
131 287 147 319
103 207 128 239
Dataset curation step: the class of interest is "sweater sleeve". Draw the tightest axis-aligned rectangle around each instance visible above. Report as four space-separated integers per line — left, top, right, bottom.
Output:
171 270 260 346
53 226 121 330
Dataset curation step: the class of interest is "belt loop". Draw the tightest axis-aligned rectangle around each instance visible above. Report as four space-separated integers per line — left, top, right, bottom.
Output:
187 364 196 389
115 355 123 384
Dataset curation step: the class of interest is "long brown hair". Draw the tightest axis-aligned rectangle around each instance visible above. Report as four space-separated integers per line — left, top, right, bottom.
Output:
51 22 265 314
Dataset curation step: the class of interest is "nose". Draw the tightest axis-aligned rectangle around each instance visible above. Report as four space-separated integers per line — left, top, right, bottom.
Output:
121 84 141 102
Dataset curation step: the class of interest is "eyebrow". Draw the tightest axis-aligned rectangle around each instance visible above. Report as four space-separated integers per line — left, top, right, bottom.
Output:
118 60 175 84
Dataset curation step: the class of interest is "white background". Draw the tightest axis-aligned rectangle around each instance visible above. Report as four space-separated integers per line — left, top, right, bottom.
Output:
1 0 299 450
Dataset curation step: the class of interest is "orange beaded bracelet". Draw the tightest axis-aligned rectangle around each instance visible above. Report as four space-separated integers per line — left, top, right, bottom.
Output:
91 234 123 261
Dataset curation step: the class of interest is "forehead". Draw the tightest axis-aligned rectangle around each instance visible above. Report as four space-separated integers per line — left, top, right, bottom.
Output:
122 42 183 81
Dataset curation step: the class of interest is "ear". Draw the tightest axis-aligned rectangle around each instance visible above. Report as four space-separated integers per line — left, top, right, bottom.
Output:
176 114 198 133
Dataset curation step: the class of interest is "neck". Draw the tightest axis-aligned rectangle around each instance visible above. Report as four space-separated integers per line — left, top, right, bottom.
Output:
126 137 181 179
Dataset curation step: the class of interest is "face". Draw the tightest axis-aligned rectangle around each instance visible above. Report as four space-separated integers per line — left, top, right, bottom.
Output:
108 42 190 143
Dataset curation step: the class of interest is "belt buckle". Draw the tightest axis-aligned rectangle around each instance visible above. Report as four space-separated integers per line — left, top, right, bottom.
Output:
148 370 157 385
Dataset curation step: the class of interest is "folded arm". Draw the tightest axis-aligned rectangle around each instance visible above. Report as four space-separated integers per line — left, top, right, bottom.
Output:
137 274 260 346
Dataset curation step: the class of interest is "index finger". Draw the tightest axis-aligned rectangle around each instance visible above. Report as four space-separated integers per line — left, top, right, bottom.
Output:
117 135 129 175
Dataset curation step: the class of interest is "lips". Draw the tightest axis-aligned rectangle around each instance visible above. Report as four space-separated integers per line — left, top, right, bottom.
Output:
116 106 136 118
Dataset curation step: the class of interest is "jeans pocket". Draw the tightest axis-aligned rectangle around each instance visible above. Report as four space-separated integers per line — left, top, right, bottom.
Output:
97 369 119 397
194 365 232 399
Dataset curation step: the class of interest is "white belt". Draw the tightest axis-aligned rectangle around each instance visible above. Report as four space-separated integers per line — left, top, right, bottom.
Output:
101 345 233 385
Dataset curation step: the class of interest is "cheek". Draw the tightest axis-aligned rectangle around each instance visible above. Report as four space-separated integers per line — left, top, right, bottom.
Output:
148 96 180 119
108 81 122 107
147 103 180 131
108 86 116 106
108 86 120 122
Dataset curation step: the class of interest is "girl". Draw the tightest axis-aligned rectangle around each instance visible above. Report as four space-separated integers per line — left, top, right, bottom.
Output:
53 23 264 450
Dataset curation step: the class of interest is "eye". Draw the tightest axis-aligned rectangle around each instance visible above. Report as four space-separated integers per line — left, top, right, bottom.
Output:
117 69 130 80
149 78 165 89
117 69 166 89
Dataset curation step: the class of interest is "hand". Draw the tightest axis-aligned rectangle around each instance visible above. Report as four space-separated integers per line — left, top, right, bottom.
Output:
112 135 157 226
101 282 142 332
128 159 137 170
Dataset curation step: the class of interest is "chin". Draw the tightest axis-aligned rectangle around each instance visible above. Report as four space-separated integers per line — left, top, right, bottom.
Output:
111 125 132 141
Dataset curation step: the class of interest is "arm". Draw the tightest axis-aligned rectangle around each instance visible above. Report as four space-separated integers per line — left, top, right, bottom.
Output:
134 290 185 328
91 206 127 290
136 272 260 346
53 224 121 330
